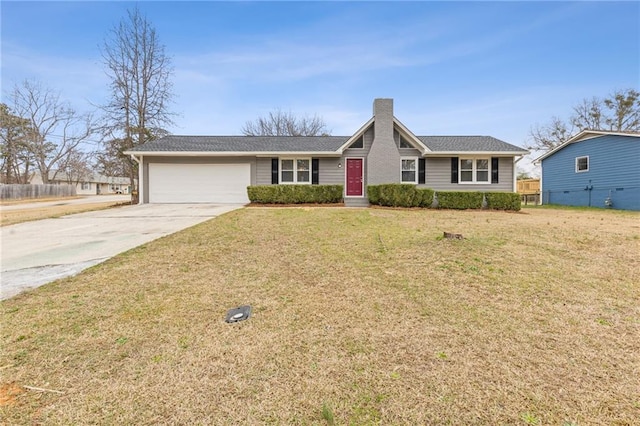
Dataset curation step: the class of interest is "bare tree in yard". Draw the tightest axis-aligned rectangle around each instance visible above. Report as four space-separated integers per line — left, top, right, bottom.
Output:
242 109 331 136
529 88 640 151
100 7 174 196
0 103 33 183
8 80 94 184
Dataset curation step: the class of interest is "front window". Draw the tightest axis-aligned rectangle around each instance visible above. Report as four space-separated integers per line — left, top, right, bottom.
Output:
281 158 310 184
401 158 417 183
460 158 490 183
349 136 364 149
81 182 91 190
576 156 589 172
399 135 412 148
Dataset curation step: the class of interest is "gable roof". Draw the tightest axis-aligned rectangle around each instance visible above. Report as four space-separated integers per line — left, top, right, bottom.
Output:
126 135 349 156
418 136 528 154
534 130 640 163
126 134 526 156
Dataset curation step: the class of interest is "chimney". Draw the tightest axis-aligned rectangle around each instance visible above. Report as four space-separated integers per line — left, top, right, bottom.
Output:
367 98 400 185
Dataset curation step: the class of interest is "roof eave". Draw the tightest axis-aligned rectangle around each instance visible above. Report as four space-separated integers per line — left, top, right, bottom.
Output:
337 117 375 152
534 130 640 163
124 150 343 157
394 117 431 153
425 151 528 157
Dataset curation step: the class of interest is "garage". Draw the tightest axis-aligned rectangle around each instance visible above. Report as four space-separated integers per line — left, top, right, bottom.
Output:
148 163 251 203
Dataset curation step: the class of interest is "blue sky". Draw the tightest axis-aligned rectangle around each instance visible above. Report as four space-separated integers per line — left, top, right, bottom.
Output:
2 1 639 173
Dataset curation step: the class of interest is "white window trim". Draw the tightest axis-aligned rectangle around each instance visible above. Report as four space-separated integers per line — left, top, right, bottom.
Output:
401 156 419 184
575 156 589 173
280 157 312 184
459 157 490 184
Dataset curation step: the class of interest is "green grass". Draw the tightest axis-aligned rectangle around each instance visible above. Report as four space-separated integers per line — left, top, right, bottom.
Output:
1 207 639 424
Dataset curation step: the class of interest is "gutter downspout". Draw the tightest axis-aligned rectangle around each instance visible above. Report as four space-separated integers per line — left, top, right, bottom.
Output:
129 154 143 205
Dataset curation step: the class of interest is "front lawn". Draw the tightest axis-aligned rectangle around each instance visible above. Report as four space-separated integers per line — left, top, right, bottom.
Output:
1 207 639 424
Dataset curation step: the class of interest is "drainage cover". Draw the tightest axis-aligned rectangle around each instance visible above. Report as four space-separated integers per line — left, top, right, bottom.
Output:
225 305 252 323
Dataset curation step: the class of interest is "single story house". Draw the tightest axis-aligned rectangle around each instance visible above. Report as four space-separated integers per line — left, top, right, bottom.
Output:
30 172 132 195
535 130 640 210
125 98 528 205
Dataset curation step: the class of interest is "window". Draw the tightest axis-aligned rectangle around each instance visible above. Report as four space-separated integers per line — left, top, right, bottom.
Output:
401 158 417 183
576 156 589 172
280 158 311 183
349 136 364 149
460 158 490 183
399 135 412 148
81 182 91 190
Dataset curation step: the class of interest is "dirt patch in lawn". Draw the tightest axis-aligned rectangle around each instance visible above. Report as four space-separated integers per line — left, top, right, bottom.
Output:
0 383 24 407
1 207 639 424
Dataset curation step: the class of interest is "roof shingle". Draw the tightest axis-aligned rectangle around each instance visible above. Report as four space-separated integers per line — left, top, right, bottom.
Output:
127 134 527 154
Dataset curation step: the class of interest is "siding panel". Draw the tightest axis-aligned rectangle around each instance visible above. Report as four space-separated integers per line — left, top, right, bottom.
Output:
423 157 513 192
541 135 640 210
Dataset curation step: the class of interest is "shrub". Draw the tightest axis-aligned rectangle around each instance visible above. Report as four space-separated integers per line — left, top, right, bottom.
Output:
247 185 343 204
435 191 484 210
367 185 380 205
367 184 434 208
485 192 521 211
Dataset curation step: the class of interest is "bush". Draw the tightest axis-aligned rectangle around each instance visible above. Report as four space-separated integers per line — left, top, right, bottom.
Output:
486 192 521 211
367 184 434 208
247 185 343 204
435 191 484 210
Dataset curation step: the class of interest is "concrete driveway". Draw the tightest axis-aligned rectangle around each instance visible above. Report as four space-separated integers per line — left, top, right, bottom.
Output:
0 203 244 300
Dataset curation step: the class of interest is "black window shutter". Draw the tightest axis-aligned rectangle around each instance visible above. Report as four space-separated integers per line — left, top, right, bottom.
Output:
451 157 459 183
491 157 499 184
271 158 279 184
418 158 426 184
312 158 319 184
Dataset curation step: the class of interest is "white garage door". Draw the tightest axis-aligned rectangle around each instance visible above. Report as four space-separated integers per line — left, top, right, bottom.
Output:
148 163 251 203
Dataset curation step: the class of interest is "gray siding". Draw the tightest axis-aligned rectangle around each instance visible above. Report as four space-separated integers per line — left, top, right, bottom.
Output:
142 156 257 203
256 158 272 185
319 158 343 184
256 156 343 185
423 157 514 192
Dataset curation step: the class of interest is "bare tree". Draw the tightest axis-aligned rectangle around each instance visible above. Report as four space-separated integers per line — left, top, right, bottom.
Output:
0 103 33 183
58 148 94 186
529 88 640 151
100 7 174 194
8 80 94 184
242 109 331 136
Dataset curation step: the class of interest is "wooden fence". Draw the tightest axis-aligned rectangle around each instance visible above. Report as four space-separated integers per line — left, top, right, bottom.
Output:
0 184 77 200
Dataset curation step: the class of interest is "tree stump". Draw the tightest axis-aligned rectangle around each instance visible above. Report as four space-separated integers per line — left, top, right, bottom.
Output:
443 232 464 240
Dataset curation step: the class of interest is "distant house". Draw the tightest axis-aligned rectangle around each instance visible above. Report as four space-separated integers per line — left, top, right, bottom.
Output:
535 130 640 210
30 172 132 195
124 98 528 205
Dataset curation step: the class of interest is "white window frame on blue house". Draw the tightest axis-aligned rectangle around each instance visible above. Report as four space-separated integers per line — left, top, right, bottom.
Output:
575 156 589 173
459 157 490 184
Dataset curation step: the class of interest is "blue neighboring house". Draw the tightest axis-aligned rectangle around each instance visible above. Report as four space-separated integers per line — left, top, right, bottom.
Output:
536 130 640 211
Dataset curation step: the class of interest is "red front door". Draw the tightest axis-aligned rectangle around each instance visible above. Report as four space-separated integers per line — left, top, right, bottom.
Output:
346 158 363 196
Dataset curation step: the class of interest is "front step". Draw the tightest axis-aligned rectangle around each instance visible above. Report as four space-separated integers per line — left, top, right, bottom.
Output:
344 197 370 208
